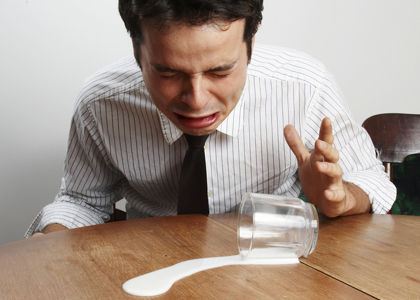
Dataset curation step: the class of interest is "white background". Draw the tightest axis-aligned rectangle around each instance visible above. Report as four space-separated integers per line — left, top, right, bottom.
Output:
1 1 419 245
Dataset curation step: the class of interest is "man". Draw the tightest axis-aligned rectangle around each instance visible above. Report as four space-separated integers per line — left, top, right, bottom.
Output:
26 0 395 237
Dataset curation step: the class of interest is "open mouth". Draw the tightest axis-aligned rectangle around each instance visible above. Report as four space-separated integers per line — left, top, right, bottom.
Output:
175 112 220 129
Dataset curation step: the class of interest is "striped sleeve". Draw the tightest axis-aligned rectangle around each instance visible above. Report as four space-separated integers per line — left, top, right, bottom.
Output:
305 69 396 213
25 91 125 237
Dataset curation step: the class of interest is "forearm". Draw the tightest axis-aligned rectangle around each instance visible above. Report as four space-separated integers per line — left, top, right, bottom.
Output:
25 201 107 238
341 182 371 216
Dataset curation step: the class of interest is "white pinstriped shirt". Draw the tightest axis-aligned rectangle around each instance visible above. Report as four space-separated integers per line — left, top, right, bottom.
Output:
26 45 396 237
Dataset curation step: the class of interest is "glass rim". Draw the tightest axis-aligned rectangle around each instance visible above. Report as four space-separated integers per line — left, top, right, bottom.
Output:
237 193 256 258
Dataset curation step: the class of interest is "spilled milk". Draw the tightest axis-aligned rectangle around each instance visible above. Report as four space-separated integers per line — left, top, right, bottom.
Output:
123 249 299 296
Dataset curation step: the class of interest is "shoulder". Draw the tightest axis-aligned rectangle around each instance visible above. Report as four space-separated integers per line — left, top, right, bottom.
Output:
248 44 327 87
74 56 144 109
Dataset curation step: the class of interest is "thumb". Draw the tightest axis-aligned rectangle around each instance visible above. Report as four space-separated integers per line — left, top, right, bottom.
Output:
284 124 309 165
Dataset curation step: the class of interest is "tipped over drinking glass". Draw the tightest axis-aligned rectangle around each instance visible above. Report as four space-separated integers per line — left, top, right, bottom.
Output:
238 193 319 259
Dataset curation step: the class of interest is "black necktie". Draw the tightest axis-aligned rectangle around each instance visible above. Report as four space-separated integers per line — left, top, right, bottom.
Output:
178 133 210 215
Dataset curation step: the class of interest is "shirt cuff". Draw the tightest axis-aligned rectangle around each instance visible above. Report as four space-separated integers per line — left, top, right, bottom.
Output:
24 202 105 238
342 170 397 214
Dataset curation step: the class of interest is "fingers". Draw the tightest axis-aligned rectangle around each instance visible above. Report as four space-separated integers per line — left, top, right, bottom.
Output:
285 120 338 165
318 161 346 212
314 139 345 206
318 117 334 145
324 188 346 202
314 139 340 164
314 117 339 164
284 124 309 165
315 160 342 179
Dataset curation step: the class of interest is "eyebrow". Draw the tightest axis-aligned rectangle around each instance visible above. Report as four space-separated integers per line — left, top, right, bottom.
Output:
152 61 237 73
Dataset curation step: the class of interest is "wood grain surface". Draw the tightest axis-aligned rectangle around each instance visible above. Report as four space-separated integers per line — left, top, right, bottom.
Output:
0 215 374 299
301 213 420 300
210 213 420 299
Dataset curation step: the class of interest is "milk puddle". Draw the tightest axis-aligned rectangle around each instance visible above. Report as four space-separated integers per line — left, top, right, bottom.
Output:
123 253 299 296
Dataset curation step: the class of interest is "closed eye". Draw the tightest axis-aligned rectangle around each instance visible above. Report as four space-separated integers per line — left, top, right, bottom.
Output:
161 74 177 79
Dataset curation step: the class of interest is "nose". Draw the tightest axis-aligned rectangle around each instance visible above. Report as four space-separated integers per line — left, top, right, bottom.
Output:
181 75 210 110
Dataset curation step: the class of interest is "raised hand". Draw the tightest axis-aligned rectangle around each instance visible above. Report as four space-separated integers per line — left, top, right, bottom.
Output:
284 117 370 217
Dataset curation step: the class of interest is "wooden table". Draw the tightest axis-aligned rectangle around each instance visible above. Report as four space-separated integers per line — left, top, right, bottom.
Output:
1 213 419 299
210 213 420 300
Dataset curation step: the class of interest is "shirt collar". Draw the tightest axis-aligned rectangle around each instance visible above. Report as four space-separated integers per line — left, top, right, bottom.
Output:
159 79 248 145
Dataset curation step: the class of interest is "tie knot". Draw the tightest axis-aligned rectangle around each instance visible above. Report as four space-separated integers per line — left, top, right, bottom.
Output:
184 133 209 148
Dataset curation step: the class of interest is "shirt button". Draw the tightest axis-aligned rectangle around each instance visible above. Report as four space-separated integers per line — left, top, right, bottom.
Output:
204 145 207 150
207 191 211 198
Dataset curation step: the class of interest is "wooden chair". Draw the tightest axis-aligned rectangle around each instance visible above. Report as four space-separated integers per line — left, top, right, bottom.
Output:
362 113 420 180
362 113 420 215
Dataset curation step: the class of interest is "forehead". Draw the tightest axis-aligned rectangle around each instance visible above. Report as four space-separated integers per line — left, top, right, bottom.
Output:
140 19 247 71
142 17 234 34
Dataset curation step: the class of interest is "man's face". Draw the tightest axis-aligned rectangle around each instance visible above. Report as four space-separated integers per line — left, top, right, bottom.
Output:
137 19 251 136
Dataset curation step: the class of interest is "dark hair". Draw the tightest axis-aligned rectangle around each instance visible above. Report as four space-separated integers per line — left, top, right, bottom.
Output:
119 0 263 61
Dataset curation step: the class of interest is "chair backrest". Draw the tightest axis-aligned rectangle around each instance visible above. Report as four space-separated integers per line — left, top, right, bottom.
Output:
362 113 420 179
